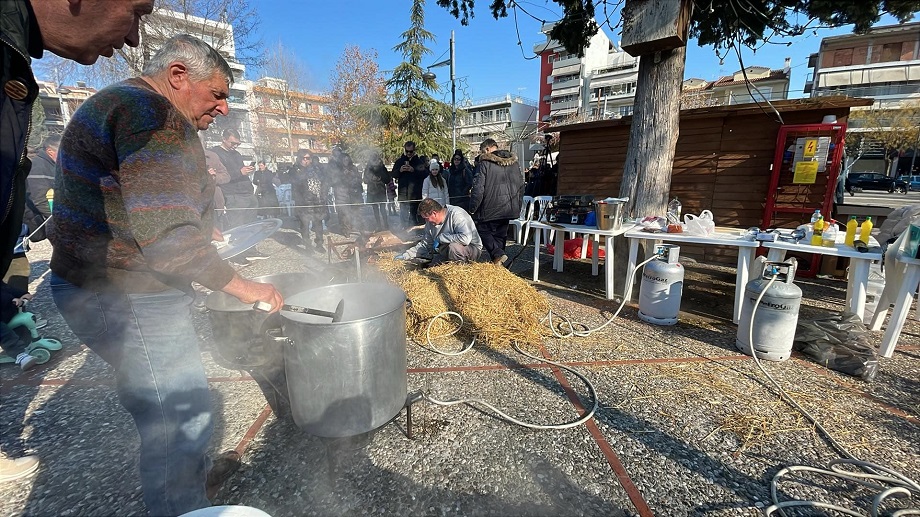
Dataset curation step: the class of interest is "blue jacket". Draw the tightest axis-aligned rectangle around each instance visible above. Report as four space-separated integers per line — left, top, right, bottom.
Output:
1 0 42 277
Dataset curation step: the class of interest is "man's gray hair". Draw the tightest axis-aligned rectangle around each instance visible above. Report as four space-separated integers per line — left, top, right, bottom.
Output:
142 34 233 84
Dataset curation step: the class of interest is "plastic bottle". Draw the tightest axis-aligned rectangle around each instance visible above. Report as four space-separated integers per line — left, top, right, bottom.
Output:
845 216 858 247
859 216 873 243
810 216 824 246
667 197 682 225
822 219 838 247
810 209 822 225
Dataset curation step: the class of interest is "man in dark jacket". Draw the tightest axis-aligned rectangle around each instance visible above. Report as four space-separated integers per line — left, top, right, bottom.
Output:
391 141 426 226
0 0 154 483
469 138 524 265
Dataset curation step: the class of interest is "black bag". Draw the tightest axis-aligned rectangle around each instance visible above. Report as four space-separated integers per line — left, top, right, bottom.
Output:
793 311 878 381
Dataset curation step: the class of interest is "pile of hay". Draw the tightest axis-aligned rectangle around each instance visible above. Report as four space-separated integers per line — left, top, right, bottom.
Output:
376 254 550 347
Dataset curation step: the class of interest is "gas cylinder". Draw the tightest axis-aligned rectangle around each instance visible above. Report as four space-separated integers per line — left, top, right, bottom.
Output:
638 244 683 326
736 258 802 361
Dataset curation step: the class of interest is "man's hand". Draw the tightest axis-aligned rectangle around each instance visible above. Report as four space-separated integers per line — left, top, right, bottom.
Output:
221 275 283 313
212 227 224 242
241 165 255 175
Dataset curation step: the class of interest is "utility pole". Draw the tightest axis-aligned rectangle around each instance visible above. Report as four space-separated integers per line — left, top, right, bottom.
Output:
450 30 456 152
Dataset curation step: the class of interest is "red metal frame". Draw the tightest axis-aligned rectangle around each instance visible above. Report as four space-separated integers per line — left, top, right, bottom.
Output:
761 123 848 276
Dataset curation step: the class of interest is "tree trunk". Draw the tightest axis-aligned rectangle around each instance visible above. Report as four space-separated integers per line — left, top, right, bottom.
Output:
619 46 687 219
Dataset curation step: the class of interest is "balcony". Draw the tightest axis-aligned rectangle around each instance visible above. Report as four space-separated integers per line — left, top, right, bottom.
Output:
552 77 581 90
814 83 920 98
550 99 580 111
552 55 581 69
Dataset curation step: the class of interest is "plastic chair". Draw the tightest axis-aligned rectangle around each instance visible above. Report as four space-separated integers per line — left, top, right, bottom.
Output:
869 231 920 357
510 196 534 244
533 195 554 244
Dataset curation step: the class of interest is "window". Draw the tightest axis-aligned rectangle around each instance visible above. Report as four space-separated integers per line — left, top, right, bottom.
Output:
881 43 903 62
832 48 853 67
619 105 634 116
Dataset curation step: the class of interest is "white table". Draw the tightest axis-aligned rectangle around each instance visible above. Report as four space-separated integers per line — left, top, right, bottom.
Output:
869 249 920 358
761 235 882 323
530 220 634 300
624 227 760 324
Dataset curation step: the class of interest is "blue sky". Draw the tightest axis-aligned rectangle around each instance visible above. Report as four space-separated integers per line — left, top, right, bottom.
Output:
254 1 910 102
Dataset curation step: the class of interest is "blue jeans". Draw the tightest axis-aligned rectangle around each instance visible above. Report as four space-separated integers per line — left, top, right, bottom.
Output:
51 274 212 516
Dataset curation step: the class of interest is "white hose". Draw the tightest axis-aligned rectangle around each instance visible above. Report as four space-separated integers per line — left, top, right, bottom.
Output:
746 275 920 516
423 340 598 430
417 252 661 429
542 253 659 338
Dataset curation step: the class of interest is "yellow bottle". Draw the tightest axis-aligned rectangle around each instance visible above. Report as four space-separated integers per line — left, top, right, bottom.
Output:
46 188 54 213
845 216 858 247
810 216 824 246
859 216 873 243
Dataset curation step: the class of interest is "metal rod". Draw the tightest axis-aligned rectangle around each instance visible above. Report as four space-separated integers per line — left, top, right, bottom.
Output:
450 30 456 153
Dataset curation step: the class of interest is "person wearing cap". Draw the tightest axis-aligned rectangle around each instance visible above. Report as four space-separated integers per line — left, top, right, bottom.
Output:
422 158 450 207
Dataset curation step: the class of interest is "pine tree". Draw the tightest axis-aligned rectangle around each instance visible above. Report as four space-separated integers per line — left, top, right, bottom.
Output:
375 0 454 161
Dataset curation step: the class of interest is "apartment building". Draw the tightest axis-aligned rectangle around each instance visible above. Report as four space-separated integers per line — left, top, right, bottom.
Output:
805 21 920 106
457 94 538 165
682 60 792 107
804 21 920 175
249 78 331 165
534 21 638 125
34 80 96 135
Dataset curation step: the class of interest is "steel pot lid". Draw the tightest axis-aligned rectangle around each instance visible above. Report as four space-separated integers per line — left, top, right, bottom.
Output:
214 218 282 260
282 283 407 325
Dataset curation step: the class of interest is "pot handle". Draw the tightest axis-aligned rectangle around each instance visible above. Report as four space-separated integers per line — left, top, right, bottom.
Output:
265 328 294 347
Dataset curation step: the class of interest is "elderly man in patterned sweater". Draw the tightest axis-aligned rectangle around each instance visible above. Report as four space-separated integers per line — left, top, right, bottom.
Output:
47 35 282 516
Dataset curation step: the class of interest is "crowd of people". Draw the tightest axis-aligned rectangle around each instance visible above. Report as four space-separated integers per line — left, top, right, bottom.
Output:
0 2 529 513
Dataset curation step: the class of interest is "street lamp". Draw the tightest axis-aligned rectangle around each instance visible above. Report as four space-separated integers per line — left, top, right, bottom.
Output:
422 30 456 152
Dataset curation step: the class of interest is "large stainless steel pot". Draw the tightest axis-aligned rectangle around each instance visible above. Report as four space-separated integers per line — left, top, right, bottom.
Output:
278 283 408 437
205 272 330 419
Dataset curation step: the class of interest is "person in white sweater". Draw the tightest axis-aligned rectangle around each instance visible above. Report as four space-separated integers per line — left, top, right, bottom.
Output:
422 158 450 206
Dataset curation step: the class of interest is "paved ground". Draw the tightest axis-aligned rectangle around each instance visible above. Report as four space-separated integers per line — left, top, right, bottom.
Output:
2 214 918 517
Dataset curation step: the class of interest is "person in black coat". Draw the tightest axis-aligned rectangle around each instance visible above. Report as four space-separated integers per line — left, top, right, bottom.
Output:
469 139 525 265
447 151 474 212
252 161 280 218
284 150 328 253
363 150 391 231
391 141 426 226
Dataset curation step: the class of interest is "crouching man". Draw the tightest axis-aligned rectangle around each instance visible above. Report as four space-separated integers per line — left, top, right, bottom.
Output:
396 198 482 265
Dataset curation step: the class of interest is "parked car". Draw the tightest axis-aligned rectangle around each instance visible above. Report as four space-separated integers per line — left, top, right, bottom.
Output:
846 172 908 194
898 175 920 191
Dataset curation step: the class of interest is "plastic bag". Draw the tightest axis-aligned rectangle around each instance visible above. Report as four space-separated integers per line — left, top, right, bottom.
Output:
684 210 715 236
793 311 878 381
546 238 605 259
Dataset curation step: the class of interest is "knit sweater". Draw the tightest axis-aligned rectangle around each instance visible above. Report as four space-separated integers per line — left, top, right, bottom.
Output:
48 78 234 293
